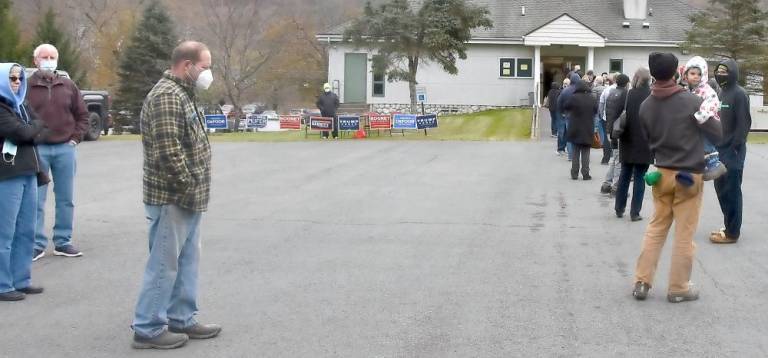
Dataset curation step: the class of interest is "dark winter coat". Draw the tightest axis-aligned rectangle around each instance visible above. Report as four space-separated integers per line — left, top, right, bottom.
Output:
0 101 46 182
26 71 90 144
715 58 751 170
640 80 722 173
556 73 583 119
604 86 629 149
315 92 340 118
564 81 598 146
546 87 561 109
619 85 653 164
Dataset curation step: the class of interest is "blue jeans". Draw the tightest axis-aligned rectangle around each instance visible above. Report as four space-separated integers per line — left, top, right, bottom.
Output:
549 109 558 135
133 204 202 338
615 163 650 217
35 143 77 250
556 115 567 152
714 168 743 239
0 175 37 293
597 119 611 162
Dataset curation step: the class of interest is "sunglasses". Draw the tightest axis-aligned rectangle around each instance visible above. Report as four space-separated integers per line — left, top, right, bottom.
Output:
9 76 22 82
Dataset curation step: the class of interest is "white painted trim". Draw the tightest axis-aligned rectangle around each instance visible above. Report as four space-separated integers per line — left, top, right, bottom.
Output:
317 35 685 48
606 41 681 47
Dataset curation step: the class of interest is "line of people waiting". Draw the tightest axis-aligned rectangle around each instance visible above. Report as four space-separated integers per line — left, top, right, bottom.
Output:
545 52 751 302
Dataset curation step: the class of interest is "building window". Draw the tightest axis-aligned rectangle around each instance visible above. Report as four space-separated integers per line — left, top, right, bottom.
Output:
372 55 385 97
500 58 515 77
499 58 533 78
609 59 623 73
516 58 533 78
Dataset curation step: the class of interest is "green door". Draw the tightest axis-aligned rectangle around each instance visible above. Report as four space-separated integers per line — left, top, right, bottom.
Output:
344 53 367 103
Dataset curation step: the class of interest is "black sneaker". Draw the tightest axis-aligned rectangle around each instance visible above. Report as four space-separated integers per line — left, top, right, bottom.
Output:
583 175 592 181
53 245 83 257
17 286 44 294
633 281 650 300
169 323 222 339
0 291 25 301
616 211 624 218
630 215 643 222
33 249 45 262
132 331 189 349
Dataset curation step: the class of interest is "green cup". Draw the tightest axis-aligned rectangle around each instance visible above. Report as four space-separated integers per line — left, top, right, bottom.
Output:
644 171 662 186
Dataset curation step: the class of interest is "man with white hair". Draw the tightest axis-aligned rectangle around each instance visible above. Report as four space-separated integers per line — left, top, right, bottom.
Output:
25 44 90 261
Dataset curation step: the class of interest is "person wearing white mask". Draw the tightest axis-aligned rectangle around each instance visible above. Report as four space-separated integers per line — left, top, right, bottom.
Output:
26 44 90 261
131 41 220 350
316 82 340 139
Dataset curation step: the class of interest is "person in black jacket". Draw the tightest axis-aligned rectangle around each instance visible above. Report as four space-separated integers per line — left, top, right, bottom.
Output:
614 68 652 221
545 82 561 137
709 59 751 244
602 74 630 195
564 79 598 180
316 83 340 139
0 63 47 301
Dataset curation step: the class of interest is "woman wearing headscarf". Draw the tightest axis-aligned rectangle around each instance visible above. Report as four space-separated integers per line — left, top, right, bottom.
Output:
614 68 653 221
0 63 47 301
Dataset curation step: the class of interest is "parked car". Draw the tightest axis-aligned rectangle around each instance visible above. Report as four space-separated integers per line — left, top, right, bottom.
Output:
24 68 112 140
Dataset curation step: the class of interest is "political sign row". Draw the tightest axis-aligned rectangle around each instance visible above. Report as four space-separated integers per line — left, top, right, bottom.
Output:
206 114 438 132
308 114 439 131
204 114 302 130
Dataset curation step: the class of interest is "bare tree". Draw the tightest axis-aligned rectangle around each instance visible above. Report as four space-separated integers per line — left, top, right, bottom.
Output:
199 0 277 123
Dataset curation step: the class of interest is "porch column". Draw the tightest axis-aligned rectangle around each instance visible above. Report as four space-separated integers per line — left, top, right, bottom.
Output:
587 46 595 72
534 45 541 107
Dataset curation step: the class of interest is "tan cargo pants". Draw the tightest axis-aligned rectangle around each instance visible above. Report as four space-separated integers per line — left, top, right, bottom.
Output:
634 168 703 294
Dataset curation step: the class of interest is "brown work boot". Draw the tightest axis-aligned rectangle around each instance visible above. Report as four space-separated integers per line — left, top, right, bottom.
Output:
709 230 738 244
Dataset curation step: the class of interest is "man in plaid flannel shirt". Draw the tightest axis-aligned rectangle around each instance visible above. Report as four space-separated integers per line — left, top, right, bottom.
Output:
131 41 221 350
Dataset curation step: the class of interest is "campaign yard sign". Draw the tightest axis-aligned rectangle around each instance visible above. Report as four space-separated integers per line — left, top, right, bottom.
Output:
368 114 392 130
204 114 228 129
279 115 301 130
337 116 361 131
392 114 417 130
245 114 268 129
416 114 438 129
309 116 334 131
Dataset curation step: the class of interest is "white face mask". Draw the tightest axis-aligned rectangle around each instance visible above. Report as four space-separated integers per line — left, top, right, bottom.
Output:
39 59 57 72
196 69 213 90
2 139 17 164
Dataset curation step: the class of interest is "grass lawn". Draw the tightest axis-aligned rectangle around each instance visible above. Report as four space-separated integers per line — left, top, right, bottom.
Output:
101 108 533 143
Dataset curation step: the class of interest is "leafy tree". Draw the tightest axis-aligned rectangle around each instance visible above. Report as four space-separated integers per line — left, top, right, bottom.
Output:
683 0 768 97
0 0 24 64
32 6 87 86
115 0 178 117
344 0 492 112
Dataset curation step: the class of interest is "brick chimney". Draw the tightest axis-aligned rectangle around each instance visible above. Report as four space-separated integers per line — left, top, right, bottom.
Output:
623 0 648 20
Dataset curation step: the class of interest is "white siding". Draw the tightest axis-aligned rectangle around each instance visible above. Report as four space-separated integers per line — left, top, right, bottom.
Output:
594 47 690 77
524 15 606 47
328 44 535 107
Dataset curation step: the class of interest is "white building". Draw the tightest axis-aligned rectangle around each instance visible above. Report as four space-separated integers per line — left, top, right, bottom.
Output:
317 0 699 113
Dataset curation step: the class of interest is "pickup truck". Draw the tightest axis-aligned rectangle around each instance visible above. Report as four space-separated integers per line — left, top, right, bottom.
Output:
24 68 112 141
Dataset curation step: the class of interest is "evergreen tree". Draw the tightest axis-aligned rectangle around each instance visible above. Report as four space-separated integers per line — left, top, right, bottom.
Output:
116 0 178 115
344 0 492 113
0 0 23 64
32 6 86 85
683 0 768 93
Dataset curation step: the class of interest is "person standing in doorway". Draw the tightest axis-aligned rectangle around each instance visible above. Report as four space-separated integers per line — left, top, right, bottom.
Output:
26 44 89 261
709 59 751 244
316 83 340 139
132 41 221 349
614 68 652 221
632 52 722 303
564 79 597 180
545 82 561 138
